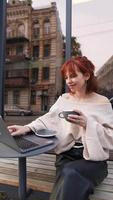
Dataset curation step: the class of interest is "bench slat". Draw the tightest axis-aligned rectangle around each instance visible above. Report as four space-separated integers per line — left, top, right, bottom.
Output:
0 154 113 199
90 191 113 200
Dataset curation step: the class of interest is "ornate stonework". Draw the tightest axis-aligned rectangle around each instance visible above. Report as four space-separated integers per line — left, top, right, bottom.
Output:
5 0 63 112
96 56 113 95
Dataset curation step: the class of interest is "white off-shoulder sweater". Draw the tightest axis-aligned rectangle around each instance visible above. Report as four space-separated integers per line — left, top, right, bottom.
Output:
26 93 113 161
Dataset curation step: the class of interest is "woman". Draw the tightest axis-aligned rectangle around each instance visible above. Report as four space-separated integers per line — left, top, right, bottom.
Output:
8 56 113 200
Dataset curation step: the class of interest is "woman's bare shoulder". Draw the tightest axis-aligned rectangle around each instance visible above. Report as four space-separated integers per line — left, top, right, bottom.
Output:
93 93 110 103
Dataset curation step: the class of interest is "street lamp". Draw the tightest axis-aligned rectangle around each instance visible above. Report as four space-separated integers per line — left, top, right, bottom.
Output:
0 0 6 118
66 0 72 60
65 0 72 91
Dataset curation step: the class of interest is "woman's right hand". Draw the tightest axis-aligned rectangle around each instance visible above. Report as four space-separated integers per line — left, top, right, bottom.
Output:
7 125 31 136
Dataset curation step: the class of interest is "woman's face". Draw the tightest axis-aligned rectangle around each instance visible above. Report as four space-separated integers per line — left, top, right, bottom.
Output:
65 66 89 94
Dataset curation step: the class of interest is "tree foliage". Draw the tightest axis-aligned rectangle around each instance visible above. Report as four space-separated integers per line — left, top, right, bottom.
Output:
63 36 82 58
71 36 82 56
61 36 82 94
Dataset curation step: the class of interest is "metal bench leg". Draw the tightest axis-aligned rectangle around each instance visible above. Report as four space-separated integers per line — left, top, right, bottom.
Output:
18 157 27 200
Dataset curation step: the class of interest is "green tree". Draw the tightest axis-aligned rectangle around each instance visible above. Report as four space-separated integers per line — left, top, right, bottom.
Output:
63 36 82 58
26 0 32 6
71 36 82 56
61 36 82 94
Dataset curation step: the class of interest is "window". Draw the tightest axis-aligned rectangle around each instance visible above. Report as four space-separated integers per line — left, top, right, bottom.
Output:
6 47 13 56
33 45 39 58
16 45 23 55
6 48 10 56
7 26 12 38
4 91 8 105
43 19 50 35
41 90 48 111
13 90 20 105
31 68 38 83
42 67 50 80
12 29 16 37
18 24 25 37
30 90 36 105
43 44 51 57
33 22 40 38
5 71 8 78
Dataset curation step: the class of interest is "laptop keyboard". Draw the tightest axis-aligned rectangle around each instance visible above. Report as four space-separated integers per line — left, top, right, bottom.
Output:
14 136 39 150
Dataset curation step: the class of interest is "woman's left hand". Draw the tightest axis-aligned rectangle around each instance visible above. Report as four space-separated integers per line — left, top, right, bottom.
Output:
67 110 87 129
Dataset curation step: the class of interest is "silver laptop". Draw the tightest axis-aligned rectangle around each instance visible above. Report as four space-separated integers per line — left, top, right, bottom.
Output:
0 116 54 153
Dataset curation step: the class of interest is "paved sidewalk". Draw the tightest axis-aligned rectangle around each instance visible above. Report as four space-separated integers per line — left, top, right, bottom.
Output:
0 184 50 200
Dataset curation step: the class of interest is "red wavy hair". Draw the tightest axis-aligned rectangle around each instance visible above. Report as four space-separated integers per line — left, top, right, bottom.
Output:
61 56 98 93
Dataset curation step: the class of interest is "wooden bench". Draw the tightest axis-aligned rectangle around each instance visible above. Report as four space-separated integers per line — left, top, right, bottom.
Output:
0 153 113 200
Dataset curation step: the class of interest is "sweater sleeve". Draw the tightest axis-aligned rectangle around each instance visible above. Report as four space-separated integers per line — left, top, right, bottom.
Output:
82 115 113 161
25 96 62 133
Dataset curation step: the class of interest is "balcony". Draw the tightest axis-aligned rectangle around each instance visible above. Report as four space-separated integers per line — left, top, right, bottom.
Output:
5 77 29 88
6 55 30 63
6 36 29 44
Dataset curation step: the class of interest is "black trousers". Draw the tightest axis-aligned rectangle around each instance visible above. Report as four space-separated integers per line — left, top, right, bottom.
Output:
49 147 108 200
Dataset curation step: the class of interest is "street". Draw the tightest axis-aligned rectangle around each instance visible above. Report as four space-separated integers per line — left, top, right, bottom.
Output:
5 115 39 126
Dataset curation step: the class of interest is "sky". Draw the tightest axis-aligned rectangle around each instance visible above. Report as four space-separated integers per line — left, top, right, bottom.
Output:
32 0 113 72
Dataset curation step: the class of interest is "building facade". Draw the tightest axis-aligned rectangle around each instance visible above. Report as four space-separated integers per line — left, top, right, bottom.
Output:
96 55 113 97
5 0 63 113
